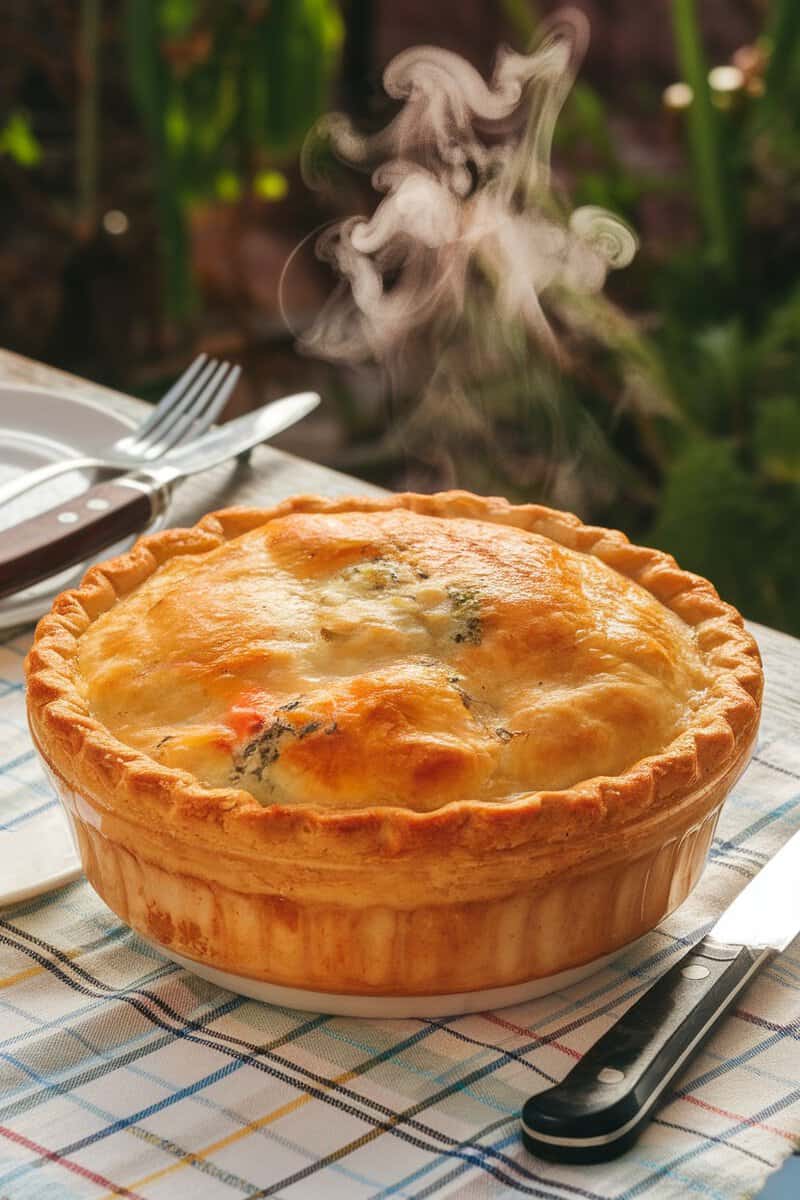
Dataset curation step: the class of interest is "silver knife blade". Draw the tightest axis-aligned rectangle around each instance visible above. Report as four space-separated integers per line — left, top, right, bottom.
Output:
709 827 800 951
149 391 320 483
0 390 322 605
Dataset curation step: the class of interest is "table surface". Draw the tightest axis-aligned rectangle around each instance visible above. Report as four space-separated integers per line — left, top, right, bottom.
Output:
0 350 796 1200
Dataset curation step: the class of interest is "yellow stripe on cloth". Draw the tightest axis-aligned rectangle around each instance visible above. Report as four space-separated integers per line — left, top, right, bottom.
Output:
0 949 80 990
97 1063 365 1200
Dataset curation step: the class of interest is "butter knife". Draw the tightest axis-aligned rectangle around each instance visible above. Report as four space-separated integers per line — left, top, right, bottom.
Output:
0 390 320 600
521 827 800 1163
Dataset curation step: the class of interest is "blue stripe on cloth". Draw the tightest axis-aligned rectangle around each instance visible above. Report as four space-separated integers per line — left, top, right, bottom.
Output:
0 1012 333 1194
751 757 800 782
617 1089 800 1200
0 750 36 775
379 1126 604 1200
0 798 57 831
671 1017 800 1100
63 1021 407 1198
655 1119 775 1168
0 1053 250 1191
720 797 800 845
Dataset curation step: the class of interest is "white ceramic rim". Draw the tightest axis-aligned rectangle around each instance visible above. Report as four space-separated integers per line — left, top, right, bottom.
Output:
0 382 168 630
2 380 143 419
147 938 644 1018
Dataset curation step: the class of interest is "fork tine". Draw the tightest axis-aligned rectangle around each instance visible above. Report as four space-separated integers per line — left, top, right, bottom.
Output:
127 358 220 453
142 362 240 459
129 354 208 442
189 363 242 433
143 362 231 457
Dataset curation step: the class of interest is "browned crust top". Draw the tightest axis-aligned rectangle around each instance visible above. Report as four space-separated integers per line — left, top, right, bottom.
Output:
25 491 763 862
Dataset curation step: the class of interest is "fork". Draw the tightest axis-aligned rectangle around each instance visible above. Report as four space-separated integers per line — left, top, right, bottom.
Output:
0 354 241 509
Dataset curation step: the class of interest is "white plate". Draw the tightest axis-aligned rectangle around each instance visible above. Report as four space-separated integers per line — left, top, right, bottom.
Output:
152 942 634 1017
0 382 168 630
0 813 81 908
0 382 169 907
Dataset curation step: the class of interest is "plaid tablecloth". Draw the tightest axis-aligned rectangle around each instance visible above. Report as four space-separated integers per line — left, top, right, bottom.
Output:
1 620 798 1200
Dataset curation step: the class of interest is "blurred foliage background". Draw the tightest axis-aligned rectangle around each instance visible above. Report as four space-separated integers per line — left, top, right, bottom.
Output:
1 0 799 633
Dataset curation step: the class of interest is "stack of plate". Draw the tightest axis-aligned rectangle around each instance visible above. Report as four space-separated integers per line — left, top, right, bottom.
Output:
0 382 170 906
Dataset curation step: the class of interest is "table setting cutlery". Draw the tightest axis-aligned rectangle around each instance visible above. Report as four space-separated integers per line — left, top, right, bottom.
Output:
0 355 242 629
0 353 235 509
522 825 800 1163
0 384 319 601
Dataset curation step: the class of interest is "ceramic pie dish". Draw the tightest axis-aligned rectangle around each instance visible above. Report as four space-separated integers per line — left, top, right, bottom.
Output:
26 492 762 1002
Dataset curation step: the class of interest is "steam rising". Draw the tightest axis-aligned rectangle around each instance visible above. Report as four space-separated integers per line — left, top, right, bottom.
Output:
298 9 637 365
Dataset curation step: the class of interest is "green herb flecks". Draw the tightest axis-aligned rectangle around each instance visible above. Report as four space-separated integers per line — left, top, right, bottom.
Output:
231 719 294 784
230 711 332 785
447 586 483 645
340 558 401 591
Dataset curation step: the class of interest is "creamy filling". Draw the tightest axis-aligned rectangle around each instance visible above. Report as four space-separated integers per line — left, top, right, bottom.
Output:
77 510 711 812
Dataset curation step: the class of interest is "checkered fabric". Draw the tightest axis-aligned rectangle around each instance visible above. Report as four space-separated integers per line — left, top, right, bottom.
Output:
1 622 798 1200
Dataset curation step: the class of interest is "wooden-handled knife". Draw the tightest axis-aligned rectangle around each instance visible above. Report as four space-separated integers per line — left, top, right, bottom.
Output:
0 391 320 600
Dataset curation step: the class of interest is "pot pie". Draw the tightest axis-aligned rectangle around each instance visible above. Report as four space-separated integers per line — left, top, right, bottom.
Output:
26 492 762 995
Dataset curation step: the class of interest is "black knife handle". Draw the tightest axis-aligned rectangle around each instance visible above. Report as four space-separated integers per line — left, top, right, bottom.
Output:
521 937 772 1163
0 479 159 600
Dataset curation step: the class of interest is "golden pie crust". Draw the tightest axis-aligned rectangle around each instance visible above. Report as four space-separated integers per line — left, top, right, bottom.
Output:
26 492 762 995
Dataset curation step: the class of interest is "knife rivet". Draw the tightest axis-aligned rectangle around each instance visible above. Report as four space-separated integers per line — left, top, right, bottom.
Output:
682 964 710 980
86 497 111 511
597 1067 625 1085
57 511 79 524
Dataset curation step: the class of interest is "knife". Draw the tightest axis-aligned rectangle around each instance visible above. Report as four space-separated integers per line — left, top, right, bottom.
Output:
0 390 320 601
521 827 800 1163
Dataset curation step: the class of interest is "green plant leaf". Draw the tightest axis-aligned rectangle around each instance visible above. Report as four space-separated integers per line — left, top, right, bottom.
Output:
649 438 764 610
125 0 194 318
764 0 800 111
754 396 800 481
159 0 197 36
755 282 800 371
125 0 342 320
0 111 42 167
670 0 737 273
499 0 539 44
214 169 241 202
649 438 800 632
165 96 190 149
253 169 288 201
252 0 343 160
